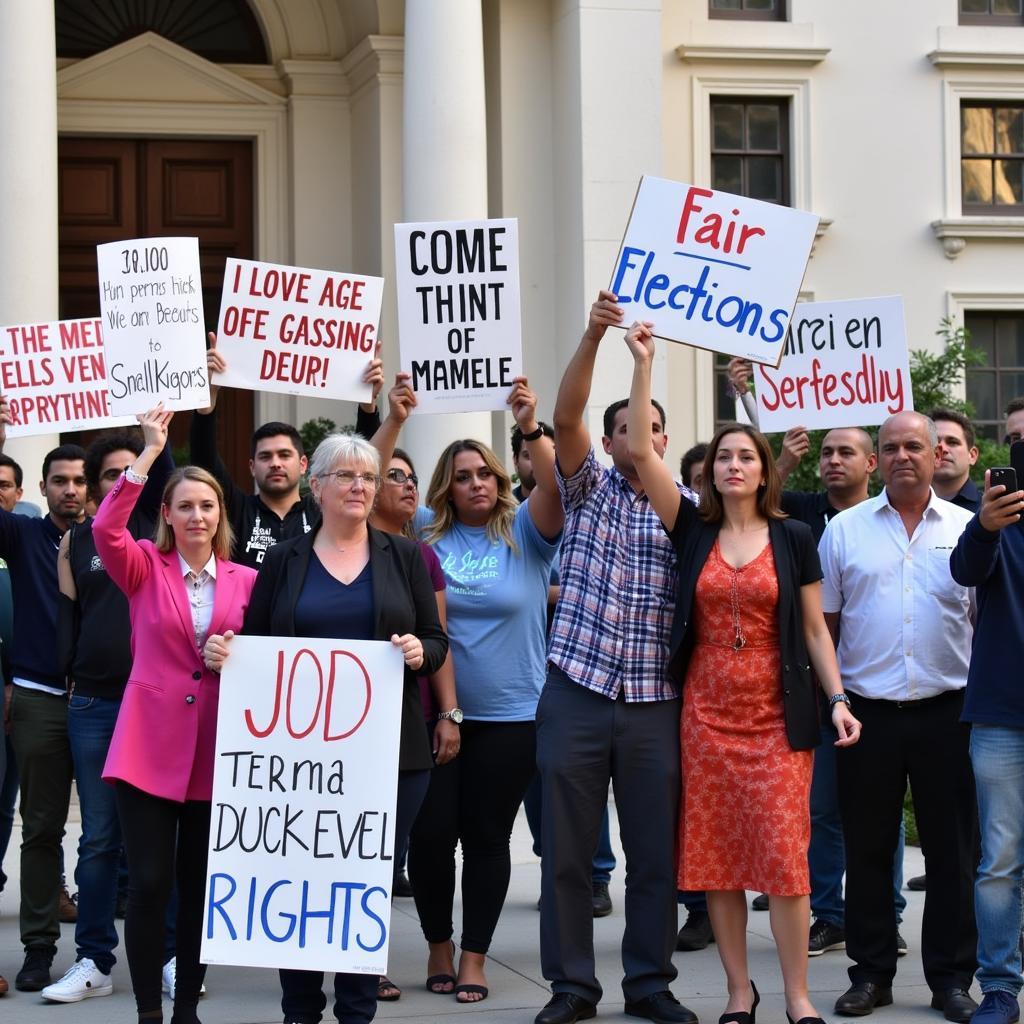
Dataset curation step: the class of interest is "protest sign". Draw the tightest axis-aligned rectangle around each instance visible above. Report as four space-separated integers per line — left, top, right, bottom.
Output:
754 295 912 433
96 237 209 414
202 635 404 974
395 218 522 413
0 318 135 437
214 259 382 402
610 176 819 365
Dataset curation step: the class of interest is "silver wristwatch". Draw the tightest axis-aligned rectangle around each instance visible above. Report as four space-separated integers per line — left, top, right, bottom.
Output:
829 693 851 709
438 707 464 724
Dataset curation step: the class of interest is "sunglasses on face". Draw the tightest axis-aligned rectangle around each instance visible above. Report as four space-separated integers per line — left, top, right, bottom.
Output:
385 468 418 487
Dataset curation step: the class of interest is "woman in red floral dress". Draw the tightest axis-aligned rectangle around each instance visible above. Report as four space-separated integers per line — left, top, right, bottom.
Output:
625 321 860 1024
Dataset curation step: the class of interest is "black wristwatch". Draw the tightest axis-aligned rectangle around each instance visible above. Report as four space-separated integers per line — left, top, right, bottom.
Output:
829 693 851 709
520 425 545 442
438 707 464 724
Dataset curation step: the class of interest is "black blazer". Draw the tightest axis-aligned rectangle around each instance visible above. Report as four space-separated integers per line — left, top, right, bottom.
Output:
666 495 822 751
242 523 448 771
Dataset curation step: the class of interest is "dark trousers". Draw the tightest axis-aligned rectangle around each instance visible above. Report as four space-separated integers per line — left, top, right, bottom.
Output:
280 768 431 1023
116 782 211 1016
409 719 537 953
838 690 977 991
537 665 680 1005
9 686 73 954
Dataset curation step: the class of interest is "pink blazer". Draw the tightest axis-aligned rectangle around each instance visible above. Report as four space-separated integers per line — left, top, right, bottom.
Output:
93 475 257 802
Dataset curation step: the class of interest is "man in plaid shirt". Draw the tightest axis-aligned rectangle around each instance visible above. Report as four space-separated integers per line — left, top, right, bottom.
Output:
534 291 697 1024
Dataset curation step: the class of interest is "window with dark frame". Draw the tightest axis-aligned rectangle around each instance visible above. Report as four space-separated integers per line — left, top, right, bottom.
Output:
959 0 1024 26
965 311 1024 441
961 102 1024 213
709 0 786 21
710 97 790 427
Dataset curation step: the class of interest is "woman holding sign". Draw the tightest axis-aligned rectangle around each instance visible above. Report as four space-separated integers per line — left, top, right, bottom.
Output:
403 378 562 1004
623 322 860 1024
203 431 448 1024
92 405 257 1024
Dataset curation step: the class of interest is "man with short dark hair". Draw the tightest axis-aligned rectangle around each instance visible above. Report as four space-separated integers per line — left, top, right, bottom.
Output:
822 411 978 1022
191 337 383 568
0 402 88 991
535 291 696 1024
931 408 981 512
678 444 707 492
1005 397 1024 446
952 399 1024 1024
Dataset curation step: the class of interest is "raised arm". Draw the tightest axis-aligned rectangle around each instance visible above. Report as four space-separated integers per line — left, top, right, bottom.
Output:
356 339 384 432
553 290 623 476
189 337 239 501
625 322 683 531
776 427 810 484
369 373 416 470
509 377 563 541
951 469 1024 585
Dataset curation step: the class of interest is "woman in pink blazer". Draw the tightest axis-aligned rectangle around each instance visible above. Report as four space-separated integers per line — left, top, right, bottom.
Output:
92 405 256 1024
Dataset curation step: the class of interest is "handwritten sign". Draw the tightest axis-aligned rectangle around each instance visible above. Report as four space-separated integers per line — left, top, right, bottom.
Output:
395 218 522 413
754 296 912 432
0 319 135 437
213 259 382 402
610 176 818 365
96 237 209 414
202 636 403 974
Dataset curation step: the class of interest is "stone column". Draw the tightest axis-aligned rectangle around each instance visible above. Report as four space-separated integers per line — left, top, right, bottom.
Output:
0 3 60 486
400 0 494 475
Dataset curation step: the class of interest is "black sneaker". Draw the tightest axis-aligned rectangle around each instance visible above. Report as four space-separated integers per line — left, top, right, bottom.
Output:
16 948 54 992
751 893 769 911
896 930 908 956
393 870 414 898
675 909 714 951
808 919 846 956
592 882 612 918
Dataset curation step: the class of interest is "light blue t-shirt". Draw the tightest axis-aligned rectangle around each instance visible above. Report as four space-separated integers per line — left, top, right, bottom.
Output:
414 502 559 721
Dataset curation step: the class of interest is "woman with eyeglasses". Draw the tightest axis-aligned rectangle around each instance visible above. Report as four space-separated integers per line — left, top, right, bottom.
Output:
203 431 448 1024
375 375 563 1004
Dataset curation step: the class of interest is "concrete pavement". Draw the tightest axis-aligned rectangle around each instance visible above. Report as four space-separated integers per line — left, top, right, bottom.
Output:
0 796 956 1023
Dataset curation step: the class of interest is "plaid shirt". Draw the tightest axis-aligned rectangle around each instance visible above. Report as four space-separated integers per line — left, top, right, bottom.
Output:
548 448 697 702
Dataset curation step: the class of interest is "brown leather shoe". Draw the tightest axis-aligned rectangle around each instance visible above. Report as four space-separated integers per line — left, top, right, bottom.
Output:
58 885 78 923
0 972 9 995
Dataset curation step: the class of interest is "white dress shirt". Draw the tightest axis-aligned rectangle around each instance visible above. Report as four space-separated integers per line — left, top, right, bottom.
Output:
177 552 217 650
818 488 974 701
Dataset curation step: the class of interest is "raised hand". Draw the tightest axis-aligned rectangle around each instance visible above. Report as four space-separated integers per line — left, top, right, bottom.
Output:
979 469 1024 532
136 402 174 452
727 357 753 396
585 289 625 342
624 320 656 363
507 377 539 431
386 372 417 425
0 393 11 451
362 339 385 408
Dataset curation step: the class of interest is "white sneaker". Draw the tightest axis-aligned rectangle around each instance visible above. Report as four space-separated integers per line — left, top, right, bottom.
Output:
41 958 113 1003
161 957 206 1000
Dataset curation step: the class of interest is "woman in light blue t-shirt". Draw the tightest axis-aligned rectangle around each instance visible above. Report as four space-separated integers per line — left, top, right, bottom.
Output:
408 380 562 1005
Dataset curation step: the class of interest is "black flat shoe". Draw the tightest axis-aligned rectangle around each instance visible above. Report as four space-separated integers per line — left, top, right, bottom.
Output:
788 1015 826 1024
835 982 894 1017
720 980 760 1024
535 992 598 1024
931 988 979 1024
625 990 698 1024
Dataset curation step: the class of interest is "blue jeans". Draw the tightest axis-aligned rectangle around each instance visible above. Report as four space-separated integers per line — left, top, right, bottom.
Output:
67 694 122 973
971 725 1024 996
810 721 907 927
523 773 616 884
0 731 17 893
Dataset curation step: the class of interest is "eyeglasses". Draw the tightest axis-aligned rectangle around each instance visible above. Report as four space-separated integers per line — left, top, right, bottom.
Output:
320 470 379 489
385 468 418 487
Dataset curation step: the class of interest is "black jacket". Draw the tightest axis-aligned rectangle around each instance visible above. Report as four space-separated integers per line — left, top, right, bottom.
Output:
666 496 822 750
241 524 448 771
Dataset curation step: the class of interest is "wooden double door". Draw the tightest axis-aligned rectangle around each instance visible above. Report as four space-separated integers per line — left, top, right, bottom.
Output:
58 137 255 483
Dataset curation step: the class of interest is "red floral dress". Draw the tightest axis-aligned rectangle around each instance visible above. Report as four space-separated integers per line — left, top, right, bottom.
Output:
677 540 812 895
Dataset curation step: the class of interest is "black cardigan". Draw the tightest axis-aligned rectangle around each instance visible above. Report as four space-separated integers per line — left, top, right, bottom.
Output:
666 495 822 751
241 523 449 771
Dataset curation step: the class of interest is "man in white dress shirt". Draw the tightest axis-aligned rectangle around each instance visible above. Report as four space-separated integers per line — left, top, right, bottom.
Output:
819 411 978 1023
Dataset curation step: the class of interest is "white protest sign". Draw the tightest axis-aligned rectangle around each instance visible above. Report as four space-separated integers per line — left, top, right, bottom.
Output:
214 259 382 402
0 319 135 437
395 217 522 413
610 176 819 365
754 296 913 433
202 635 403 974
96 237 209 414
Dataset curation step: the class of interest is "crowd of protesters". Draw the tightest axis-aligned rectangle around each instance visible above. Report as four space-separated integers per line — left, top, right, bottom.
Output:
0 293 1022 1024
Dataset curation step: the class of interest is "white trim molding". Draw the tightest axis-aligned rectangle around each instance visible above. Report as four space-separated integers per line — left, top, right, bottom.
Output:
946 290 1024 324
932 217 1024 259
928 23 1024 70
677 44 829 66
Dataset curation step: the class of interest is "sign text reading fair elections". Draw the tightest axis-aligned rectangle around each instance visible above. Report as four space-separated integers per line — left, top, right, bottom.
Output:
611 177 818 365
96 237 209 413
754 296 912 433
0 319 135 437
214 259 383 402
395 218 522 414
202 636 403 975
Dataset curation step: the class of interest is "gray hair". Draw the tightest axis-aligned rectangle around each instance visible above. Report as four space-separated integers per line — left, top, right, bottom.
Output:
308 433 380 506
879 411 938 448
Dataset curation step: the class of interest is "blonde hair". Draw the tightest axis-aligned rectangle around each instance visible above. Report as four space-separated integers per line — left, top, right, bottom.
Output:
155 466 234 561
424 439 518 551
